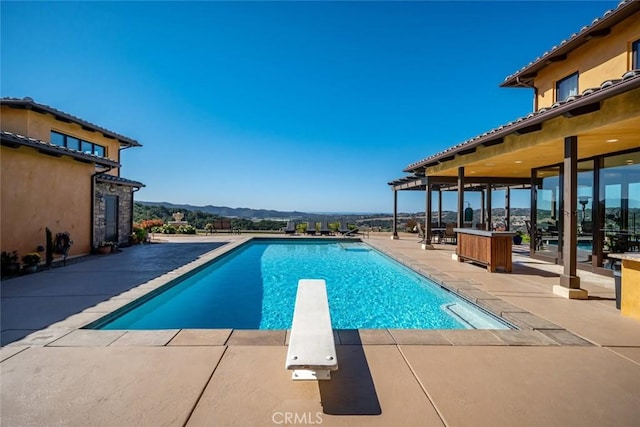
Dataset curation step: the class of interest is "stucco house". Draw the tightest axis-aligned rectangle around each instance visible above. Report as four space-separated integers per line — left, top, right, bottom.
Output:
390 0 639 298
1 97 144 260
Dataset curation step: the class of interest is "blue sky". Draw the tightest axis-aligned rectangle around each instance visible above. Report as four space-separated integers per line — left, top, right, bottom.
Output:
1 1 619 213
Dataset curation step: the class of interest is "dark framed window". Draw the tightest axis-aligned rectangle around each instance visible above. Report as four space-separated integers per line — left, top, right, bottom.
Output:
556 72 579 102
50 131 65 146
50 131 107 157
66 137 80 151
93 145 105 157
81 140 93 154
633 39 639 70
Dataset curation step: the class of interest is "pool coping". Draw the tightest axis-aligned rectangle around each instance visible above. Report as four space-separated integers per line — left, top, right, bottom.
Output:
5 236 594 348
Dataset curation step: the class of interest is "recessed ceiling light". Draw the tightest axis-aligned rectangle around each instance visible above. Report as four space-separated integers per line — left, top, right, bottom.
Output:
606 139 619 143
515 160 523 164
484 163 496 166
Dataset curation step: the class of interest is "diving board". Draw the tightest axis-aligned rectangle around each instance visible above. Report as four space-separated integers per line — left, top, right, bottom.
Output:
286 279 338 380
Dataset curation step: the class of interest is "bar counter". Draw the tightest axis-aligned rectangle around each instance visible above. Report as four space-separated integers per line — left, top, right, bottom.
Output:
454 228 516 273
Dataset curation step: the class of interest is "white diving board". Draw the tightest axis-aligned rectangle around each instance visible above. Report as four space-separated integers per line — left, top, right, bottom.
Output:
286 279 338 380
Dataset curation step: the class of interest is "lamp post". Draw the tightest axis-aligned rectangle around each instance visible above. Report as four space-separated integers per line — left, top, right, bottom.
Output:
578 197 589 225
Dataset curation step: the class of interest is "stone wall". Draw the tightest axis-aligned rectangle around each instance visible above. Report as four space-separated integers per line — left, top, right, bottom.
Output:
94 182 134 247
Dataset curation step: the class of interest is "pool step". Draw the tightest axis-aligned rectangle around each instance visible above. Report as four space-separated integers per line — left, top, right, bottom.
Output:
442 303 479 329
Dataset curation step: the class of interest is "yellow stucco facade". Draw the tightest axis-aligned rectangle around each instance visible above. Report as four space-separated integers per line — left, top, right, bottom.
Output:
1 100 143 263
535 13 640 109
1 146 93 257
1 106 122 169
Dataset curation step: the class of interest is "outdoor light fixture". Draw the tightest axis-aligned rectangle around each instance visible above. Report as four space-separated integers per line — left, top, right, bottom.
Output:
606 139 619 143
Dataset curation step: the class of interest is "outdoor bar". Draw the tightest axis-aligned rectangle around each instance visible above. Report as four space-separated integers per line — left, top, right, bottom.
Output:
453 228 516 273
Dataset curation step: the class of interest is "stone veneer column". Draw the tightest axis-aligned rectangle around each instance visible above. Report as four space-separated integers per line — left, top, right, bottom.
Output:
94 182 134 247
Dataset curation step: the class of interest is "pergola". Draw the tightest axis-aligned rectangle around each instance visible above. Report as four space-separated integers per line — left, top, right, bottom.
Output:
388 175 534 241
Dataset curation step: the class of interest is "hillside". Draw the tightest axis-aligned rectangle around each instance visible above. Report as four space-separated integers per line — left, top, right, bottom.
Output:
137 201 320 220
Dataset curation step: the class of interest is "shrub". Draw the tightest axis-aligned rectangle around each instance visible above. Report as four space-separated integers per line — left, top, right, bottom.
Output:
22 252 42 266
160 224 177 234
140 219 164 230
178 224 197 234
132 223 148 242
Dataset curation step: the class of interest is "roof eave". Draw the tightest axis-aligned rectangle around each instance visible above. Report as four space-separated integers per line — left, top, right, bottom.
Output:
405 74 640 173
0 98 142 148
500 1 640 88
1 132 120 168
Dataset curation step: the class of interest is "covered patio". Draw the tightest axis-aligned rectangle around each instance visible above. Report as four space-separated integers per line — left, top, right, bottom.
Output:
390 72 640 299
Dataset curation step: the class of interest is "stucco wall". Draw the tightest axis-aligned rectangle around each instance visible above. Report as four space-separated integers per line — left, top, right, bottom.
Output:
535 14 640 109
0 145 93 258
1 106 122 170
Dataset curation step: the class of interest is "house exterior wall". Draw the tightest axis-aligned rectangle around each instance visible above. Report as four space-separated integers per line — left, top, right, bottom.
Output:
535 14 640 109
0 145 93 257
1 106 122 173
94 182 135 247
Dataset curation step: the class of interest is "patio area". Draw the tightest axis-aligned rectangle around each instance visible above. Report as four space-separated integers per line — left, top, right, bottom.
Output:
1 233 639 426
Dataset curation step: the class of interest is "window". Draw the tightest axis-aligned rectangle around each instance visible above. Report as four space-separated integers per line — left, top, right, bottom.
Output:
66 137 80 151
556 72 579 102
81 140 93 154
633 39 639 70
50 131 107 157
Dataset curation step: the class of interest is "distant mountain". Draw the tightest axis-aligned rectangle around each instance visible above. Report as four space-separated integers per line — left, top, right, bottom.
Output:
138 201 325 220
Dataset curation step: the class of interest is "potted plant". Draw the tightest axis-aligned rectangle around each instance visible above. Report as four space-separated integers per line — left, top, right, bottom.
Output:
21 252 41 273
1 250 20 276
97 241 117 254
513 230 523 245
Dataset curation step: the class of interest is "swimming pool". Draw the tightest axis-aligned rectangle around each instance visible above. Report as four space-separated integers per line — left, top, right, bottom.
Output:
92 239 510 330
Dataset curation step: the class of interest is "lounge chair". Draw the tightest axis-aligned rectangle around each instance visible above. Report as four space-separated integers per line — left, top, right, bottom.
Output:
338 223 358 237
284 221 296 235
306 222 317 236
319 221 331 236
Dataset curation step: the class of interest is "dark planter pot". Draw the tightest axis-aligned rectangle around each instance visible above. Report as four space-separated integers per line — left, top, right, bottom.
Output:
3 262 21 276
513 235 523 245
22 264 38 274
97 246 112 255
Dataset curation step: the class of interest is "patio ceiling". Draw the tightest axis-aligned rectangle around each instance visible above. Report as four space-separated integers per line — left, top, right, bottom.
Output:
419 87 640 179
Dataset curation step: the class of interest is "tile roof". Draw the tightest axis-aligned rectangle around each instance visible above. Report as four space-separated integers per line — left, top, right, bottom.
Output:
1 130 120 168
404 70 640 173
0 97 141 148
502 0 640 87
96 174 145 188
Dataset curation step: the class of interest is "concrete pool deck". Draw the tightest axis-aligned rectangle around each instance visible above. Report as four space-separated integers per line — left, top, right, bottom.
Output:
1 233 639 426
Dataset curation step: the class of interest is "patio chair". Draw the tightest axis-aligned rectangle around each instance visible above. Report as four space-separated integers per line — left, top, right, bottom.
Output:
416 222 426 243
525 220 543 250
444 223 457 244
284 221 296 235
319 221 331 236
306 222 317 236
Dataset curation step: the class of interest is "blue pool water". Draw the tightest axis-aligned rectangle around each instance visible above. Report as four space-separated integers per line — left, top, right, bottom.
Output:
95 240 510 330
